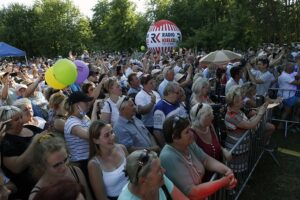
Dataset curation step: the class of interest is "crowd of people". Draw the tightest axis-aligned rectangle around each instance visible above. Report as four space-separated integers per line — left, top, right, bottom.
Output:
0 43 299 200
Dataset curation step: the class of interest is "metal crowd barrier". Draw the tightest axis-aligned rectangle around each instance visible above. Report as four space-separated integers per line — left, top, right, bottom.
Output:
208 108 273 200
268 87 300 137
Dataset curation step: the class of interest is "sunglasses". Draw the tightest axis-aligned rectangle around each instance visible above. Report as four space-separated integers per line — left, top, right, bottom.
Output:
91 72 100 76
119 96 131 108
51 156 69 169
172 115 189 130
135 149 150 181
195 103 203 117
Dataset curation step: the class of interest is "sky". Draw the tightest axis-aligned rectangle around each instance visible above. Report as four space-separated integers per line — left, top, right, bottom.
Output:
0 0 147 18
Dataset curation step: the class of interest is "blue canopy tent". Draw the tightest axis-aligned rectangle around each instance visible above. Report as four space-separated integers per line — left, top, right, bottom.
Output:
0 42 28 64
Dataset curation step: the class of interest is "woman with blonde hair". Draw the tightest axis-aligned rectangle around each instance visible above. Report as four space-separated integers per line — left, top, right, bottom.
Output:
0 105 41 199
13 98 47 133
118 149 189 200
225 86 269 173
29 133 92 200
190 103 232 181
190 77 213 107
88 120 128 200
48 92 67 134
100 77 122 125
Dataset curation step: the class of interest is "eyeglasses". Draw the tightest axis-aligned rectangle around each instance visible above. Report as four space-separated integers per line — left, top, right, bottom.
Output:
119 96 131 108
135 149 150 181
172 116 181 130
172 115 189 130
195 103 203 117
51 156 69 169
231 91 239 103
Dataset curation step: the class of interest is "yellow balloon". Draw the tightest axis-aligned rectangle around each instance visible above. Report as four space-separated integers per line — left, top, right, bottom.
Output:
45 67 66 89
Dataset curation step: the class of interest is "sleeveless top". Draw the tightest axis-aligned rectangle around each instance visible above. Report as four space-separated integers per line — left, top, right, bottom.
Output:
192 126 222 182
91 146 128 198
193 126 222 162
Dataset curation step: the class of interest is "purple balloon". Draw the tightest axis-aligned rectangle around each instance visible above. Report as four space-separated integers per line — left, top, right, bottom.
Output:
74 60 89 84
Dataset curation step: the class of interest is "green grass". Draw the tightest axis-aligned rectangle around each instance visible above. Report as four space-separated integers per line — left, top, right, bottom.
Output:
240 130 300 200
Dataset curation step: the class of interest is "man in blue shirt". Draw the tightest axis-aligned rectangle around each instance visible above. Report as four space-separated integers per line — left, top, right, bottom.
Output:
113 96 160 153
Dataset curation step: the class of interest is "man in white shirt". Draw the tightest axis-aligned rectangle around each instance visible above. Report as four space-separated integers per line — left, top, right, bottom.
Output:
247 58 275 96
225 66 243 95
278 62 300 122
135 74 161 133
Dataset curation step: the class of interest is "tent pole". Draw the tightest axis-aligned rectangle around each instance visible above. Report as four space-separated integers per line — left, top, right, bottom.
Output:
25 55 28 66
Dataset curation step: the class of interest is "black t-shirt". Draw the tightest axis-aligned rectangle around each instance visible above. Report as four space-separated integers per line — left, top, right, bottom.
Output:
1 133 37 199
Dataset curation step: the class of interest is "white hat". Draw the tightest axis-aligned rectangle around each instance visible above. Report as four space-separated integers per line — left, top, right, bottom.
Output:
151 69 161 76
15 84 28 92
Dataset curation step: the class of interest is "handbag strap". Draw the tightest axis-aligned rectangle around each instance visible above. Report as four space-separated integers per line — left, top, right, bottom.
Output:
161 184 172 200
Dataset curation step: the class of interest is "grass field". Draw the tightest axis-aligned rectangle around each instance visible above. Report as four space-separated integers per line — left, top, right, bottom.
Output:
239 130 300 200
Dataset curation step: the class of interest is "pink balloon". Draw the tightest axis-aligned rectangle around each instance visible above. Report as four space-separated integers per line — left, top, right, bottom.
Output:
74 60 89 84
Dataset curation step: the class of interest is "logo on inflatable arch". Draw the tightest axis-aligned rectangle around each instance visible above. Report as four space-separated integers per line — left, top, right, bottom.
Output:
146 20 182 52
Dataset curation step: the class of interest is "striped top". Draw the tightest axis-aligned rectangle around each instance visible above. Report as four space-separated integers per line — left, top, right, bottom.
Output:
225 110 248 137
64 116 90 161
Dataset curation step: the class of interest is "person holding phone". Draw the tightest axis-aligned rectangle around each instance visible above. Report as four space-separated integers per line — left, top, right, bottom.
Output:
64 91 94 178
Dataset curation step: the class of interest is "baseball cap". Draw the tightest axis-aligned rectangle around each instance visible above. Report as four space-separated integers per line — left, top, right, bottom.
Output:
15 84 28 92
67 91 93 105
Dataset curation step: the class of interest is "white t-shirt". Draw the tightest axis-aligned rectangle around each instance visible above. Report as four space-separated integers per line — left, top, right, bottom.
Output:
101 98 119 125
135 90 161 127
252 69 275 95
225 78 243 95
278 71 297 99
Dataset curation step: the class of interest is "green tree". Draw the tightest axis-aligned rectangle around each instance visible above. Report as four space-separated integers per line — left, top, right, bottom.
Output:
92 0 145 51
0 4 37 55
33 0 93 57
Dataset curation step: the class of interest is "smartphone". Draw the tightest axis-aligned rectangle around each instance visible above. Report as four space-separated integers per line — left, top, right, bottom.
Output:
10 72 18 77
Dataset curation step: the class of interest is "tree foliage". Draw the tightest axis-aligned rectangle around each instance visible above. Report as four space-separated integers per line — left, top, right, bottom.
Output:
91 0 146 52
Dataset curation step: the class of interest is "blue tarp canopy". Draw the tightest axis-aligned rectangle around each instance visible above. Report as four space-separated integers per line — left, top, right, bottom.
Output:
0 42 26 57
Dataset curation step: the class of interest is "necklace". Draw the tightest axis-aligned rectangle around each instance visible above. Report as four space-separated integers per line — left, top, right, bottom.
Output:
179 150 202 185
197 126 209 135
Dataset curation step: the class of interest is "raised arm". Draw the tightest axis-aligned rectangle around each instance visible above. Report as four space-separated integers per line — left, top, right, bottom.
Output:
237 103 267 129
24 75 44 98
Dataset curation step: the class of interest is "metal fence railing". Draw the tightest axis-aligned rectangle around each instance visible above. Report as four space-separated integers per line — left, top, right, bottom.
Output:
208 108 274 200
268 88 300 137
